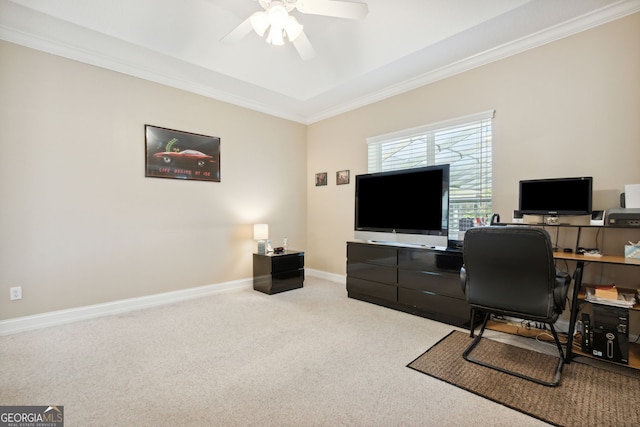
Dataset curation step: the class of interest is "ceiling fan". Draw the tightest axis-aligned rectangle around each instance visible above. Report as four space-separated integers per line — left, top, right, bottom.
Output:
221 0 369 60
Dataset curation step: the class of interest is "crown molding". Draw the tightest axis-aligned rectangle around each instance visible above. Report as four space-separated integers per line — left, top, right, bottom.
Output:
0 24 307 124
2 0 639 125
305 0 640 124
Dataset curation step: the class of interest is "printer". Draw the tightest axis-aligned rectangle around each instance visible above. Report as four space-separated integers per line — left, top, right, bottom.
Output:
607 208 640 227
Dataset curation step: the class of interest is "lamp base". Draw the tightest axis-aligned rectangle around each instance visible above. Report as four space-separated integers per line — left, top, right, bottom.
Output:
257 240 266 255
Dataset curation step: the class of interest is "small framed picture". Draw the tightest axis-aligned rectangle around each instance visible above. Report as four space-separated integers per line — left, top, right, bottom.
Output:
336 170 350 185
315 172 327 186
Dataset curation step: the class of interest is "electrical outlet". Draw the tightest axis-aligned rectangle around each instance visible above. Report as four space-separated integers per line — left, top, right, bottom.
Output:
10 286 22 301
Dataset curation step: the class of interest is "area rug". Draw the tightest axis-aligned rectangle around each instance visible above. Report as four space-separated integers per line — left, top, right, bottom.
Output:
408 330 640 427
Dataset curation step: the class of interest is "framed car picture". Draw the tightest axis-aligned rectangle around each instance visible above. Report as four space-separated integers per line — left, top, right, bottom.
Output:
145 125 220 182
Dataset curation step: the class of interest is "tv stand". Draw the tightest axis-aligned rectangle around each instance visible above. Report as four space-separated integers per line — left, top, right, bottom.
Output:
346 241 473 328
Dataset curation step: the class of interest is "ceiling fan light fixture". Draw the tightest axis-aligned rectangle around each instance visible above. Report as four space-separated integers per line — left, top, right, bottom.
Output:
226 0 368 58
266 25 285 45
267 3 289 29
284 16 303 42
250 11 270 37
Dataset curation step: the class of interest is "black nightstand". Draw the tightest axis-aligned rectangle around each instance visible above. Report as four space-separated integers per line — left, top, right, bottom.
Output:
253 251 304 294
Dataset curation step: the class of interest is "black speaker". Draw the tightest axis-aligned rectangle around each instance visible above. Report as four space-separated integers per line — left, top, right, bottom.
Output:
581 313 592 352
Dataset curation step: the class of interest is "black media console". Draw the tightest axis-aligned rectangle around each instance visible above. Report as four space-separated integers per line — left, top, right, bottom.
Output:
346 241 473 328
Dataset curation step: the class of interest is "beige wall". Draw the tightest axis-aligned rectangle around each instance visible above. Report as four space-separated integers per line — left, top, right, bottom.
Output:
2 13 640 322
0 41 307 320
307 13 640 276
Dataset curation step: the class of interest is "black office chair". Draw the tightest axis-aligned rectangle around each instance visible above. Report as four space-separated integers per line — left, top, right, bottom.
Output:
460 226 571 387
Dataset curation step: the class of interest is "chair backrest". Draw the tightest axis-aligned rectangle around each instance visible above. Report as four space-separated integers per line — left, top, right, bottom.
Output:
462 226 559 322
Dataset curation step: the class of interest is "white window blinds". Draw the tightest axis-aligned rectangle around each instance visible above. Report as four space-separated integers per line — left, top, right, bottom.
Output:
366 110 494 241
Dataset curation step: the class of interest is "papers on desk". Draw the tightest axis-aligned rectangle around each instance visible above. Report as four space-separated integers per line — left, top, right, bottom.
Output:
585 285 637 308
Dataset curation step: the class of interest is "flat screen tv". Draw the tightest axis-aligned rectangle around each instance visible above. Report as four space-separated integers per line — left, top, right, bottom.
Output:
354 164 450 248
518 176 593 216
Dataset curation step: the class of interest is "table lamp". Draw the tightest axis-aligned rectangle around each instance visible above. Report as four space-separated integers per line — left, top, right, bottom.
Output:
254 224 269 254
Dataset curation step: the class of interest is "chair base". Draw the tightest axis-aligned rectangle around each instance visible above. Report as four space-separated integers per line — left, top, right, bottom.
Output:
463 311 565 387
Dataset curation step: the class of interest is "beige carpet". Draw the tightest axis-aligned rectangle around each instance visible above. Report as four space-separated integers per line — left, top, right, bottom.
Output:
408 330 640 427
0 279 552 426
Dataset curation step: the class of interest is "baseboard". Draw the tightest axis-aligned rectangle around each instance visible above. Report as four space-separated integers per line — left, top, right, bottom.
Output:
306 268 345 284
0 270 346 336
0 278 252 336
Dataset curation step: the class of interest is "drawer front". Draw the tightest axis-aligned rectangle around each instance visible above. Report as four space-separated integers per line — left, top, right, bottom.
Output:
272 268 304 282
253 255 271 276
397 287 470 320
347 277 397 302
272 269 304 290
397 269 465 299
272 254 304 273
398 249 462 273
347 243 397 266
347 262 396 285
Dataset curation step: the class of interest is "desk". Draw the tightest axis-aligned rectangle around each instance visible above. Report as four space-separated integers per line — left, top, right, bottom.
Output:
554 252 640 267
553 252 640 365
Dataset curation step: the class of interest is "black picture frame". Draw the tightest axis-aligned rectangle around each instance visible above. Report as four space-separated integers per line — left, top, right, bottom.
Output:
145 125 220 182
337 170 350 185
315 172 327 186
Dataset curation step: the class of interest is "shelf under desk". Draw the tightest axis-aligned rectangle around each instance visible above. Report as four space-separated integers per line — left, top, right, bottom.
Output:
487 320 640 369
571 343 640 368
551 251 640 368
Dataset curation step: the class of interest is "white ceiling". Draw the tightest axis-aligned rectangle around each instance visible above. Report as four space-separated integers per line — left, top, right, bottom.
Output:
1 0 639 124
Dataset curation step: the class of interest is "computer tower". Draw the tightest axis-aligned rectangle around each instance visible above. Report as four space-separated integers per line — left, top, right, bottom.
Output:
591 305 629 364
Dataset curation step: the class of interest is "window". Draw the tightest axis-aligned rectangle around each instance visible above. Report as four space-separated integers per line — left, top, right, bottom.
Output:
366 110 494 241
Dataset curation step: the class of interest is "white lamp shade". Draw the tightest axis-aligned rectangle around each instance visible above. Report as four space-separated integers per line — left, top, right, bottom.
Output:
253 224 269 240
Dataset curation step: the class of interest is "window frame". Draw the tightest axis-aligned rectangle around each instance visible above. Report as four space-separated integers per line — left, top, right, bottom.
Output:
365 110 495 242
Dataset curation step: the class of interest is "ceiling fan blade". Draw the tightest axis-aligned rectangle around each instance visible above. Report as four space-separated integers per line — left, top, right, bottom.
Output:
295 0 369 20
291 31 316 60
220 16 254 44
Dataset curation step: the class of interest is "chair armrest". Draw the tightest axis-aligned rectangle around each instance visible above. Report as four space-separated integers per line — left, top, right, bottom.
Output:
460 266 467 295
553 271 571 312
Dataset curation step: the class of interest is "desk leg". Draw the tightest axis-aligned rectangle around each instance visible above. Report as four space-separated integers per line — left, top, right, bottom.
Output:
565 260 584 364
